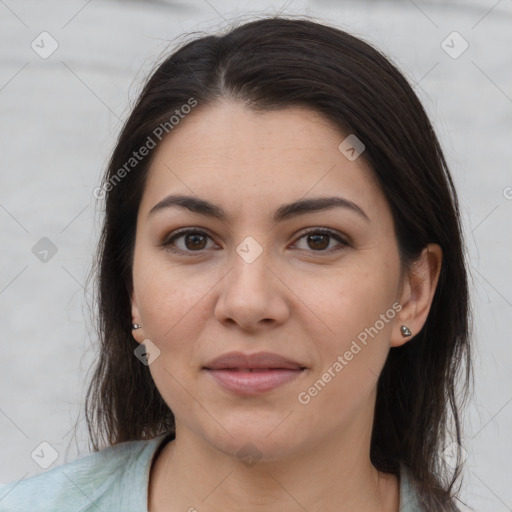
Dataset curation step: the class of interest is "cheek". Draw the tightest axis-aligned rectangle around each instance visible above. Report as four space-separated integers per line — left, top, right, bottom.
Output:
137 274 203 342
133 248 218 354
133 260 213 411
131 235 212 420
295 269 399 421
307 259 400 372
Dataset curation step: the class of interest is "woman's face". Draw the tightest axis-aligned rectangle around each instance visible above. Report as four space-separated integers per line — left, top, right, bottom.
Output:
131 100 406 461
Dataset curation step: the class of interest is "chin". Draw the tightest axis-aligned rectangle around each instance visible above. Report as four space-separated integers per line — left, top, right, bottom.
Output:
203 426 305 464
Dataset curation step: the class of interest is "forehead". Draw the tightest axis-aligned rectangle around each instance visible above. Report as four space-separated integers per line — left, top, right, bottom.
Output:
139 100 386 222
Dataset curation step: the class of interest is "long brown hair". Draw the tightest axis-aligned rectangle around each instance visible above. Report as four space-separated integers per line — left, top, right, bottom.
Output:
84 15 473 511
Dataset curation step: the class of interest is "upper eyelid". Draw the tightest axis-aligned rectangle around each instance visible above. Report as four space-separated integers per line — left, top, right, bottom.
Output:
163 227 349 250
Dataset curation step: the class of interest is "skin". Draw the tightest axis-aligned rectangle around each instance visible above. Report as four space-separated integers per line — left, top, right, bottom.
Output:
130 100 442 512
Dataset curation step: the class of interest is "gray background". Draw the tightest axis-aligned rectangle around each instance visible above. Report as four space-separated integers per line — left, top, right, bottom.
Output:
1 0 511 510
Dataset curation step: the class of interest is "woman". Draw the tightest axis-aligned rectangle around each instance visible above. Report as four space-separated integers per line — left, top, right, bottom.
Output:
0 15 472 512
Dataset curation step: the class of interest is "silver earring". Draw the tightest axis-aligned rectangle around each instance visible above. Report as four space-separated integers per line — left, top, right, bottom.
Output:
132 324 142 330
400 325 412 337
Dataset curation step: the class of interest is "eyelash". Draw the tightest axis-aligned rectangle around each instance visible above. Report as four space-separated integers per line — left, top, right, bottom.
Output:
160 227 349 256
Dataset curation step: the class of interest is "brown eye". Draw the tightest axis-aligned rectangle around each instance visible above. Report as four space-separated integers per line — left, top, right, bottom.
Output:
306 233 330 250
162 229 215 255
293 228 348 253
183 232 208 250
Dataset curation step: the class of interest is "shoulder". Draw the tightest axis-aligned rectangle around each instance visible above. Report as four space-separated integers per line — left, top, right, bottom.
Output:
399 463 463 512
0 433 171 512
399 462 424 511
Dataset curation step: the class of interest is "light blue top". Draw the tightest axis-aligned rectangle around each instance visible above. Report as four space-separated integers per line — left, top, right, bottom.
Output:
0 432 423 511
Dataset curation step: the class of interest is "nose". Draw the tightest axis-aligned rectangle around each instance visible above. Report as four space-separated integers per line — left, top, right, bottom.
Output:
214 245 290 331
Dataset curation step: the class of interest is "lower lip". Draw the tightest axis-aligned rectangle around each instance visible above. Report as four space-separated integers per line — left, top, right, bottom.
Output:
204 368 305 395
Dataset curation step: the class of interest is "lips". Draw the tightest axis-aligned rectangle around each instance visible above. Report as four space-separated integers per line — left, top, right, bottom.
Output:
203 351 306 371
203 352 307 395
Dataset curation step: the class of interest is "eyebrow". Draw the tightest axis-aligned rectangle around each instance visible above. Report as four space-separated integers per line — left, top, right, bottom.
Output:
148 194 370 223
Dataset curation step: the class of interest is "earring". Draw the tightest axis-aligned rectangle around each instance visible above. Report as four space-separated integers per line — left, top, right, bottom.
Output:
132 324 142 330
400 325 412 337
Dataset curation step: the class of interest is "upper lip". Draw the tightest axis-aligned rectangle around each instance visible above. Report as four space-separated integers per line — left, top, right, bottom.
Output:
203 351 306 370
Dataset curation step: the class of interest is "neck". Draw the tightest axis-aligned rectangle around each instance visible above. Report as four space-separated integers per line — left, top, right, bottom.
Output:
148 413 399 511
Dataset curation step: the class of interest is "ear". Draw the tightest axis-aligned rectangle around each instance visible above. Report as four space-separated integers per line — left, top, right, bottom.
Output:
391 243 442 347
130 288 146 344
